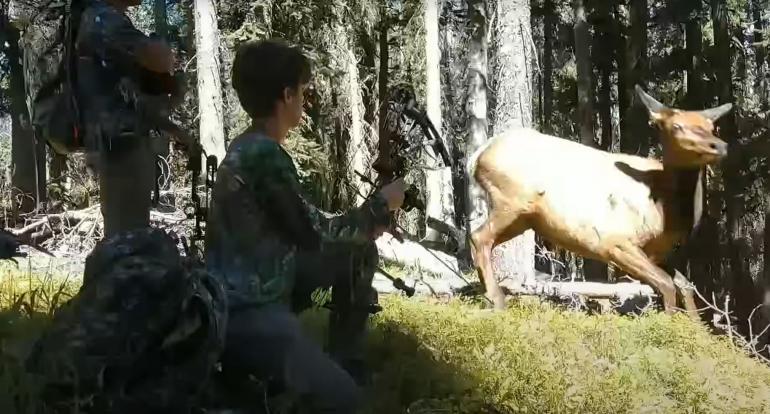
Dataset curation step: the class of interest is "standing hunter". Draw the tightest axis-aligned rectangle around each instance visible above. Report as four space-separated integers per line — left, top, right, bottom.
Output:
205 39 405 412
76 0 183 238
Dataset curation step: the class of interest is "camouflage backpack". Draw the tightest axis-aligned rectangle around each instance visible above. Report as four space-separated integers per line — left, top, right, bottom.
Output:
24 228 228 413
9 0 87 155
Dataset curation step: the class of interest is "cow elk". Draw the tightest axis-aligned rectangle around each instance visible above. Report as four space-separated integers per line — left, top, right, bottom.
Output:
467 85 732 318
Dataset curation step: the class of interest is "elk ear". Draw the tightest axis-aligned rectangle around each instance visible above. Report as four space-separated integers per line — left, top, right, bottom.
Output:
635 84 668 122
698 103 733 122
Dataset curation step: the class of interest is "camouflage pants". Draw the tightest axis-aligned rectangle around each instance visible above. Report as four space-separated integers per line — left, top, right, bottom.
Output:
219 242 378 413
94 135 155 239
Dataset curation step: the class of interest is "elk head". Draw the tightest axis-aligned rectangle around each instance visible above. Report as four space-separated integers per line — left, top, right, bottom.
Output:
636 85 731 168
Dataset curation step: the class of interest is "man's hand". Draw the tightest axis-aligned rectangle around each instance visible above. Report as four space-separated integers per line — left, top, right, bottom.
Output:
379 178 406 212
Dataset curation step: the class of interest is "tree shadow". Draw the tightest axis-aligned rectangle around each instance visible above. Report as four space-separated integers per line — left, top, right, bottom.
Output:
362 317 502 414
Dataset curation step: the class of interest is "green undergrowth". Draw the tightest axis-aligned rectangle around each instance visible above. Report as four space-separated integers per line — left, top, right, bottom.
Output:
1 267 770 413
354 296 770 413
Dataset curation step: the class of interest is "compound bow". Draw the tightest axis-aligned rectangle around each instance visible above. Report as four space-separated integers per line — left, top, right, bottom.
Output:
363 87 453 242
344 88 456 296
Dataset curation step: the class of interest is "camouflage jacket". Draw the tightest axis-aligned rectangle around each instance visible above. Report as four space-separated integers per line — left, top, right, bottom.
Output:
204 132 390 309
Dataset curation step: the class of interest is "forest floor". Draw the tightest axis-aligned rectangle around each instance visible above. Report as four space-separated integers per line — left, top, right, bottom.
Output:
1 258 770 413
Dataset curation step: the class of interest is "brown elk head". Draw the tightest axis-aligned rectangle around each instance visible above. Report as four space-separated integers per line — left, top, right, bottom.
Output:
636 85 731 168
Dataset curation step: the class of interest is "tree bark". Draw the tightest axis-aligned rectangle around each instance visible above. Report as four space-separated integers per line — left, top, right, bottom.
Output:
193 0 226 163
6 24 45 217
336 24 371 206
685 1 704 108
583 0 612 280
574 0 595 148
542 0 555 134
712 0 756 331
466 0 489 241
424 0 456 244
489 0 536 286
684 0 717 299
154 0 168 38
754 0 769 110
619 0 650 156
378 4 390 152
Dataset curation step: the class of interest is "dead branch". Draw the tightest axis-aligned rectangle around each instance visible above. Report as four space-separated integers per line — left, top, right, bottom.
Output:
12 206 100 237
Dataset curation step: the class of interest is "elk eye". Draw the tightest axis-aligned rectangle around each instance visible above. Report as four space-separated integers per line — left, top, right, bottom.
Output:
673 123 683 131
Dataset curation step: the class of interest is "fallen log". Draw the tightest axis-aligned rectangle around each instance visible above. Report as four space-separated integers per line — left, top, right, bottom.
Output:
502 279 656 300
375 232 461 279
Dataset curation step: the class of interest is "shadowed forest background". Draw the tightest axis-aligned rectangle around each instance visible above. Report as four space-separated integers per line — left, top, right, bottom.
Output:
2 0 770 412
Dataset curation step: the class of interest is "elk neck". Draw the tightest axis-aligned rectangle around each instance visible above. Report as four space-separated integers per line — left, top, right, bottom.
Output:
657 162 704 235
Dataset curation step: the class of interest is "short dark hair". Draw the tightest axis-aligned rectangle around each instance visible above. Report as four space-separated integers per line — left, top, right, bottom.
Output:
231 39 312 119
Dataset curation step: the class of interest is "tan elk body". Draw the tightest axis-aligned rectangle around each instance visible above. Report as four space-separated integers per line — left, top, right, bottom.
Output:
468 86 732 317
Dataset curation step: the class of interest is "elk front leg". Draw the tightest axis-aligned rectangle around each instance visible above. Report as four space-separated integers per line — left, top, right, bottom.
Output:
609 244 678 314
470 210 527 310
673 270 700 321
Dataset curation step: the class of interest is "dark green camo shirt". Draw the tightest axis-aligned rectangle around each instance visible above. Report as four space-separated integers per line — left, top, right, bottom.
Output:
204 132 390 309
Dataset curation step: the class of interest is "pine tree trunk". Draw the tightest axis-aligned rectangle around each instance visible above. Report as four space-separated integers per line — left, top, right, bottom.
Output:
193 0 226 163
574 0 594 148
466 0 489 240
584 0 612 280
6 24 45 217
685 2 705 108
336 24 371 206
378 5 390 140
542 0 555 134
712 0 756 330
754 0 769 110
619 0 650 156
685 0 718 296
489 0 536 286
424 0 456 244
154 0 168 38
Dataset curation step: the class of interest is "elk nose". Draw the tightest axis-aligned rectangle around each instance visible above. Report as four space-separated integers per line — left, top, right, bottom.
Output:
709 140 728 156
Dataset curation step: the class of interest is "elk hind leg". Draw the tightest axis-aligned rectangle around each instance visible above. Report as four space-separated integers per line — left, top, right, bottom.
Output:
470 209 528 310
608 244 677 314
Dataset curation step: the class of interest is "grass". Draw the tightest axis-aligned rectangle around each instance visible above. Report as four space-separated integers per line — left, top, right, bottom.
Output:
1 265 770 413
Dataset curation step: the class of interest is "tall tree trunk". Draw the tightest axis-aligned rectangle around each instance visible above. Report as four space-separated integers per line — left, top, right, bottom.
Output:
755 0 768 109
6 24 44 217
466 0 489 242
615 2 628 146
335 24 370 206
586 0 615 280
574 0 605 280
742 0 757 105
154 0 168 38
424 0 456 244
685 2 705 108
542 0 555 134
574 0 594 149
193 0 226 163
378 4 390 141
489 0 536 286
713 0 756 331
619 0 649 156
595 0 614 152
685 0 718 297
